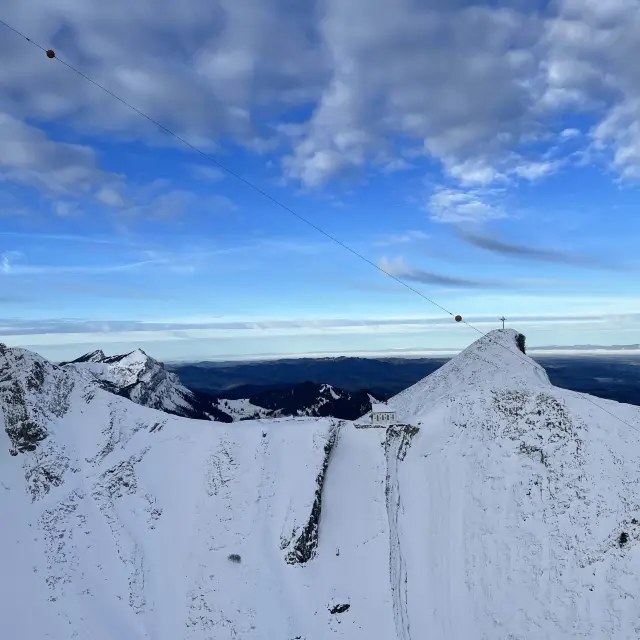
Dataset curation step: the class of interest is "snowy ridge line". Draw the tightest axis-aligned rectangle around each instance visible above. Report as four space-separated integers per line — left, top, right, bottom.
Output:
7 332 640 637
394 330 640 437
471 334 640 437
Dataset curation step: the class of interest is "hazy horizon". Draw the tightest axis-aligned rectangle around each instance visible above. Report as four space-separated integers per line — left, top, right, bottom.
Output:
28 336 640 366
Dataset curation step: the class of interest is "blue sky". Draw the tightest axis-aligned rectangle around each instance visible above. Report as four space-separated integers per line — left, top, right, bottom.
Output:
1 0 640 362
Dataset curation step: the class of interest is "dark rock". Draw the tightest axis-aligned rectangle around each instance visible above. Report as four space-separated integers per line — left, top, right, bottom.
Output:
329 603 350 614
285 423 340 565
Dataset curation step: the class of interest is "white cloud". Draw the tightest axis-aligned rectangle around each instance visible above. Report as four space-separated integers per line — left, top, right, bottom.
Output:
373 230 429 246
560 128 581 139
543 0 640 178
53 201 81 217
593 100 640 179
191 165 226 182
513 160 561 180
96 186 127 207
0 113 118 195
446 159 503 186
381 158 413 173
2 0 640 199
282 1 546 187
0 251 160 275
428 187 506 224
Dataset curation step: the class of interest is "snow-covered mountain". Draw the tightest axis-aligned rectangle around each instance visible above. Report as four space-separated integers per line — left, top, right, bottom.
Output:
4 329 640 639
60 348 235 423
63 349 378 422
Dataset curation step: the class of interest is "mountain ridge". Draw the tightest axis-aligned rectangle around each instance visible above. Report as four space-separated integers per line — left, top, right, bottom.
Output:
4 330 640 638
62 348 381 422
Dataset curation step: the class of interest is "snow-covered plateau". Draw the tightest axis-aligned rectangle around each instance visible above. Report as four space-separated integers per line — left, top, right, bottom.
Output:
3 329 640 639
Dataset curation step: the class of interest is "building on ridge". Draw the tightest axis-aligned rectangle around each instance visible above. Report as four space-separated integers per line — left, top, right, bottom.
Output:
371 402 395 426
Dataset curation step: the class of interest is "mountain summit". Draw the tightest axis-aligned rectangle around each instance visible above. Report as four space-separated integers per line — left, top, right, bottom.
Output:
390 328 549 421
61 347 231 421
3 332 640 639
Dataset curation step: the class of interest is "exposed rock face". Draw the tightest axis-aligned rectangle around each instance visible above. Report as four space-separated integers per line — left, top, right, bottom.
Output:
0 344 73 454
1 344 75 499
285 421 341 565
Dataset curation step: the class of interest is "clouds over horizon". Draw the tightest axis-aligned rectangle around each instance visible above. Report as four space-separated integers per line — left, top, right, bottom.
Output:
3 308 640 363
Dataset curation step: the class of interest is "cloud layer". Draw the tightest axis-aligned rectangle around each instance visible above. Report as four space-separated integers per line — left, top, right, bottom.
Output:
2 0 640 202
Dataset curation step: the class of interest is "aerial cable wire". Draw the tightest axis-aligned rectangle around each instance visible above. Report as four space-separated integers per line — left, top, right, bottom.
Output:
2 18 639 437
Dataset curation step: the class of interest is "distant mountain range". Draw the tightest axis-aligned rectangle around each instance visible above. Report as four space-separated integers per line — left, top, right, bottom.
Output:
529 344 640 352
60 345 640 422
166 356 449 398
61 350 381 422
165 353 640 409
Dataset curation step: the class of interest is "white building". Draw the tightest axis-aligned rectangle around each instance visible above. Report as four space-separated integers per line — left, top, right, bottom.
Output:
371 403 396 426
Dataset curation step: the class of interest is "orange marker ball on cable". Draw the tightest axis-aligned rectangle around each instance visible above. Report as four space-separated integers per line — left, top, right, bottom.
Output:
46 49 55 59
455 315 462 322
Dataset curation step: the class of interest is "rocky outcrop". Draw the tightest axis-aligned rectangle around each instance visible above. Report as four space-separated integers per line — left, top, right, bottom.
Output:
285 421 341 565
1 344 73 454
0 345 76 500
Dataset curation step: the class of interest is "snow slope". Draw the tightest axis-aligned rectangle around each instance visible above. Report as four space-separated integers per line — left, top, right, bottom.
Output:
384 330 640 638
214 397 271 420
5 330 640 639
1 344 351 639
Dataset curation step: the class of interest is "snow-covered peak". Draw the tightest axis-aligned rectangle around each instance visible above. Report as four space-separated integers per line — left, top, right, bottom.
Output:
105 348 150 368
66 349 106 364
61 347 218 420
389 329 550 421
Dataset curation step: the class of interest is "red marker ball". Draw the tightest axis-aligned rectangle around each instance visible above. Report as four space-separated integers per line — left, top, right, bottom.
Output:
46 49 55 59
455 315 462 322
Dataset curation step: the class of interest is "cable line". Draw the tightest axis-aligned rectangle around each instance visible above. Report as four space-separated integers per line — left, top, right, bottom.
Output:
2 18 639 436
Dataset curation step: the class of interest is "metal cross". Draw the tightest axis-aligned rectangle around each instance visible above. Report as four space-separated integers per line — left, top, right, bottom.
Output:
499 316 506 329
